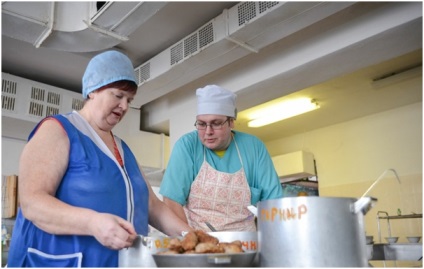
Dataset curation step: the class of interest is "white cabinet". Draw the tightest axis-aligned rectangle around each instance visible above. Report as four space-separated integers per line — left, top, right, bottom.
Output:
272 151 316 183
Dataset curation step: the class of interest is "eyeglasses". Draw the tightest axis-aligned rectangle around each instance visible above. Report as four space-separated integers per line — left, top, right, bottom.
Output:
194 118 230 130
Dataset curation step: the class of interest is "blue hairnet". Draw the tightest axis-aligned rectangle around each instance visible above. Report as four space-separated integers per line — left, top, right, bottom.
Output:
82 50 137 99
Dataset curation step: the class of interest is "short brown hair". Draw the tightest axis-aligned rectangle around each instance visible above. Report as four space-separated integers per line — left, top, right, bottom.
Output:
90 80 137 98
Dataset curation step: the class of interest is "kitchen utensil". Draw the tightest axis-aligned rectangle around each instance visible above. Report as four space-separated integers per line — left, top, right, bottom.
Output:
205 222 217 232
385 236 399 244
257 196 377 267
360 168 401 198
119 235 172 267
407 236 421 243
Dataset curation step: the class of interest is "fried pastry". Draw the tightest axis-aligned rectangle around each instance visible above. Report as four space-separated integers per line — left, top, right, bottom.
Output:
181 231 198 251
158 230 248 255
195 242 225 253
168 237 184 253
218 242 244 254
194 230 219 244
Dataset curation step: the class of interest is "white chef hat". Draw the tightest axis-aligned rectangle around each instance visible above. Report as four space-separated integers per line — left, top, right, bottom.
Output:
196 85 237 118
82 50 137 99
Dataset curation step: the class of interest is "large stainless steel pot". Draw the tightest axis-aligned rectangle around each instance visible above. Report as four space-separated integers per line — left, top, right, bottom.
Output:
257 196 376 267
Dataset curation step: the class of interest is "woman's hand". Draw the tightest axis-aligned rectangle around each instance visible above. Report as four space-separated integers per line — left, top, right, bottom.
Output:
88 212 138 250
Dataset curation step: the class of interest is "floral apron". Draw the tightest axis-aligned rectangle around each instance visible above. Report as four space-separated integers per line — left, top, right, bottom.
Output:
183 137 256 231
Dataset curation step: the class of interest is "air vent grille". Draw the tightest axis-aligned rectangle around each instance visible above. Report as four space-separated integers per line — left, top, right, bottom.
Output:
134 15 217 85
3 73 84 122
2 79 17 112
31 87 45 102
170 42 184 65
2 79 17 95
136 62 150 84
46 106 59 116
238 2 281 26
28 86 62 117
170 22 215 67
2 95 16 112
184 33 198 58
199 22 214 49
238 2 256 26
29 101 44 117
47 91 61 106
259 2 279 14
72 98 84 111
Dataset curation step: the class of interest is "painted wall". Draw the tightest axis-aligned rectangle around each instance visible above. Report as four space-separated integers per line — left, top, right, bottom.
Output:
1 137 26 176
266 102 422 185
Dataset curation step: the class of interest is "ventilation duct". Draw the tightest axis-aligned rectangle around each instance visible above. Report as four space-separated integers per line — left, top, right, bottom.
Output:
132 1 356 107
2 73 84 123
1 2 168 52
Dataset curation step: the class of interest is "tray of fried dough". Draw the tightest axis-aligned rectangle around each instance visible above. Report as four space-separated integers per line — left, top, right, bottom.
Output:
152 230 257 267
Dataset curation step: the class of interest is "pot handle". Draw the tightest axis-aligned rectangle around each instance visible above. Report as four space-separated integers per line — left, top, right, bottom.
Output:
351 197 378 215
247 205 258 217
207 255 231 265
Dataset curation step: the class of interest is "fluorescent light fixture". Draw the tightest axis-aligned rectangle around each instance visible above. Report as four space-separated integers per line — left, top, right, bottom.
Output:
248 98 320 128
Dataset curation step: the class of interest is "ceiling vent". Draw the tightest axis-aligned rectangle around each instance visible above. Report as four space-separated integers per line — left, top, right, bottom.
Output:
133 1 356 106
2 79 18 114
2 73 84 123
1 2 168 52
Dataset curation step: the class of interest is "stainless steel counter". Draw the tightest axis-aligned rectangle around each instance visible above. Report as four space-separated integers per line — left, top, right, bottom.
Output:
368 243 422 261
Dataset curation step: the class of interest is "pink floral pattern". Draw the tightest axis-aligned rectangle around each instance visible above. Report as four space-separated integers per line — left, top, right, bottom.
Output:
184 161 256 231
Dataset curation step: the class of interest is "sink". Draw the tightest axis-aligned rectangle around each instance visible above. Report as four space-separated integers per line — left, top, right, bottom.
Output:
369 243 422 261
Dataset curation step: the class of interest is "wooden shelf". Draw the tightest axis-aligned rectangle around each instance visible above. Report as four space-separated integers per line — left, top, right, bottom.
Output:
378 214 422 220
282 180 318 189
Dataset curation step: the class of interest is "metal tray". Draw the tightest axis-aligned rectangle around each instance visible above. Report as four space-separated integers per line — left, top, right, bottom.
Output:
152 251 257 267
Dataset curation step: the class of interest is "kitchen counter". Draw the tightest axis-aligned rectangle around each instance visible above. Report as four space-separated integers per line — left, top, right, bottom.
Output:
368 243 422 261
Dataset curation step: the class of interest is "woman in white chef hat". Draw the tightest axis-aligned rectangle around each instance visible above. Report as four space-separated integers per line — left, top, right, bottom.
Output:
160 85 283 231
7 50 191 267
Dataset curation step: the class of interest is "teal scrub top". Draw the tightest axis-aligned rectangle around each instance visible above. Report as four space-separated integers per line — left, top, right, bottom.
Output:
160 130 283 206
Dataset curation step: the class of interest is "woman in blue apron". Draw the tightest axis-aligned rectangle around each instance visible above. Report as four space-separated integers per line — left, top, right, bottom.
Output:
7 51 191 267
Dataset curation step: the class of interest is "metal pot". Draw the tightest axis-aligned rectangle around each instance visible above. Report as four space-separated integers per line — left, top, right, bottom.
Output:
257 196 376 267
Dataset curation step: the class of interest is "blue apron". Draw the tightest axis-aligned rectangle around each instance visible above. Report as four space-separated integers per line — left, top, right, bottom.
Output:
7 111 149 267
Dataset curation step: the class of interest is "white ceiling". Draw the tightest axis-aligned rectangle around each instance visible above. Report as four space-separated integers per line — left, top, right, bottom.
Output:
236 51 422 141
2 2 238 92
2 2 422 143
